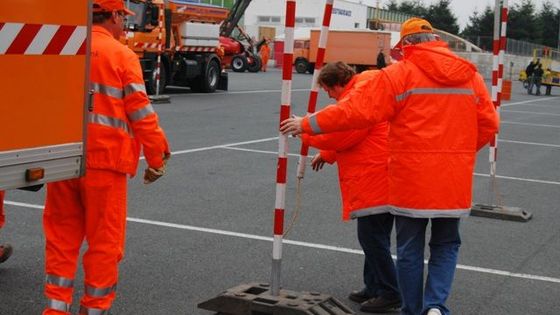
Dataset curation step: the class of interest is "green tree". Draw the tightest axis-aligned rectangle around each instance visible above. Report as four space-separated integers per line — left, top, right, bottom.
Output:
460 6 494 51
426 0 459 34
535 0 559 47
507 0 538 42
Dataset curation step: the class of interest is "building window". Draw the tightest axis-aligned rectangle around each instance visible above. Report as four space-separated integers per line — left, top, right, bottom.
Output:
295 17 315 26
258 16 281 24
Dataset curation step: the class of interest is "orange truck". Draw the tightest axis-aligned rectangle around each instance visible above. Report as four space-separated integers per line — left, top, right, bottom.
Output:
294 29 391 73
0 0 89 190
124 0 229 94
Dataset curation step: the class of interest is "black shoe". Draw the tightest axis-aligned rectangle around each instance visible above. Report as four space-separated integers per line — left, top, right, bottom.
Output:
0 244 13 263
348 288 376 303
360 296 402 313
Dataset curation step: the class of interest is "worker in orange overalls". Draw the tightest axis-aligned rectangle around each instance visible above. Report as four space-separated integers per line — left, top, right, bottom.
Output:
42 1 170 314
0 191 13 264
259 38 271 72
281 18 499 315
302 62 401 313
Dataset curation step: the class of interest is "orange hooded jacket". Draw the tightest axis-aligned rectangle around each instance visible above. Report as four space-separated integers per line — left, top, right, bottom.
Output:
301 41 499 218
302 71 389 221
88 26 169 176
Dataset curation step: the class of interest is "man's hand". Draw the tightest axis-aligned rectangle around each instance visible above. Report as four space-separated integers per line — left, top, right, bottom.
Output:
144 152 171 185
311 153 325 171
280 115 304 136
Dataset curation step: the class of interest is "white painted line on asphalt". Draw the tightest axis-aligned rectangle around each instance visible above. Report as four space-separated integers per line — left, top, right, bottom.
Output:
500 139 560 148
214 146 560 186
473 173 560 186
140 137 279 160
221 146 302 157
183 89 310 96
5 200 560 285
501 96 560 107
501 121 560 128
501 110 560 117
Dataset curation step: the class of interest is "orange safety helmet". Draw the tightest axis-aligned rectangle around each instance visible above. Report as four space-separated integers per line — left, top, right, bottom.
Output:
93 0 135 15
394 17 434 50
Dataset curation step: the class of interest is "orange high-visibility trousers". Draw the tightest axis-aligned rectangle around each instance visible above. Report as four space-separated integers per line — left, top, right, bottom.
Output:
43 169 127 315
0 191 5 229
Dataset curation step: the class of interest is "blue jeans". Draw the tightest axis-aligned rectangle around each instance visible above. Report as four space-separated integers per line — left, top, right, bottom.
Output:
358 213 400 300
395 216 461 315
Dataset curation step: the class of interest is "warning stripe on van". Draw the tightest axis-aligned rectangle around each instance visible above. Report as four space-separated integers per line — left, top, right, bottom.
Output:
0 22 86 55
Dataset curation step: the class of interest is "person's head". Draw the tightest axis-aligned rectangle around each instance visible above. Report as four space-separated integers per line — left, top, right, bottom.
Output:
93 0 135 39
398 17 437 47
317 62 356 100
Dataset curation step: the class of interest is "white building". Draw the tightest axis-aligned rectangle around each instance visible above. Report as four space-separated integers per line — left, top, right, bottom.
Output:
243 0 372 41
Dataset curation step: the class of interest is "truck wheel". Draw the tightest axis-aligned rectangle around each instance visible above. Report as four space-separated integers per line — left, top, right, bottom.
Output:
231 55 247 72
147 63 166 95
295 59 308 74
247 55 262 72
307 62 315 74
191 59 220 93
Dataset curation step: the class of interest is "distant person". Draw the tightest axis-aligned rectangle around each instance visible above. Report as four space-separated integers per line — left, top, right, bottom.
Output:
0 191 13 265
376 50 387 69
543 68 553 95
259 38 271 72
303 62 401 313
530 63 544 95
525 60 536 91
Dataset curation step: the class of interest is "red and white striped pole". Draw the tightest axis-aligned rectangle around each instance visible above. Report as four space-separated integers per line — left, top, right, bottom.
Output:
271 0 295 297
154 3 164 96
296 0 334 179
489 0 501 179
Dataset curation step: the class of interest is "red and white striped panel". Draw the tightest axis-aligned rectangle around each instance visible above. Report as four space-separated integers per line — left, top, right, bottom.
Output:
0 22 86 55
133 42 159 49
176 46 217 52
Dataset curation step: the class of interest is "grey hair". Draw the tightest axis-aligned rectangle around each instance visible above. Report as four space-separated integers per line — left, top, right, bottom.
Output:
402 33 438 45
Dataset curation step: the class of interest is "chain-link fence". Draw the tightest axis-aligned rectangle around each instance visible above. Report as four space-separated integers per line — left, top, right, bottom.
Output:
461 36 556 57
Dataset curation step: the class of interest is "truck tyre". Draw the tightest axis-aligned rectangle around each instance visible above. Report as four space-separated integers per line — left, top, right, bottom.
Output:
191 59 220 93
231 55 247 72
247 55 262 73
147 63 166 95
295 58 308 74
307 62 315 74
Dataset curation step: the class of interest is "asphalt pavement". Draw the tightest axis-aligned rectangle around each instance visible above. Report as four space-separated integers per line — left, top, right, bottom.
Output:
1 69 559 315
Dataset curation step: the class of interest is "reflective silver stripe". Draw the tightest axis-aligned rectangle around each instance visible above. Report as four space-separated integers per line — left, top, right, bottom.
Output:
88 113 131 134
79 305 110 315
128 104 155 122
390 206 471 218
91 82 124 99
47 298 71 312
395 88 474 102
46 274 74 288
308 113 322 134
85 284 117 298
350 206 392 219
124 83 147 96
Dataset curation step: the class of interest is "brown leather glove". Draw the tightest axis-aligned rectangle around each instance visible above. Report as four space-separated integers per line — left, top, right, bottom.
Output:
143 152 171 184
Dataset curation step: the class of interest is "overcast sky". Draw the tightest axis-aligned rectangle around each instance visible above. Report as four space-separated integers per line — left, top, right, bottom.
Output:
357 0 558 30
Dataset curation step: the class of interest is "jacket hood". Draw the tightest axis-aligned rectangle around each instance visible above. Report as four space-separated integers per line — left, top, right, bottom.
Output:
403 41 477 86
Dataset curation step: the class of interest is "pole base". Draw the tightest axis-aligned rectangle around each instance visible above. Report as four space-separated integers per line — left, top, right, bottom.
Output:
148 94 171 104
198 282 354 315
471 204 532 222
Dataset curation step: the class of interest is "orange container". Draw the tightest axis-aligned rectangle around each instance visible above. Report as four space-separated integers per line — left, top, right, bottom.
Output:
501 80 512 101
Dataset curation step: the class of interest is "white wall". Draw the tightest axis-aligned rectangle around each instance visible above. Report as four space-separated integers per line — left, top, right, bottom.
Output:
242 0 369 40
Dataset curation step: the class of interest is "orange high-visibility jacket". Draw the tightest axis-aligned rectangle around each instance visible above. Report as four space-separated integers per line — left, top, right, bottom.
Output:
302 41 499 218
302 71 389 221
89 26 169 175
